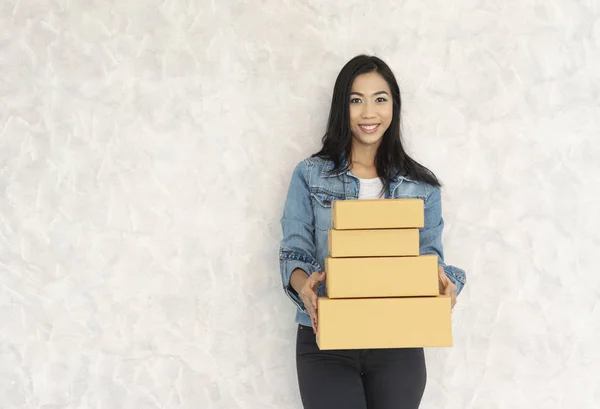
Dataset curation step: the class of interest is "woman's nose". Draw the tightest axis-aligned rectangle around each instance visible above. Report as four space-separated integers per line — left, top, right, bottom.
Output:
361 103 376 118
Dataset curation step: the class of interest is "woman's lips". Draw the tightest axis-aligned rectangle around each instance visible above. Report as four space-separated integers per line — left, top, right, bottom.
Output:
359 124 380 134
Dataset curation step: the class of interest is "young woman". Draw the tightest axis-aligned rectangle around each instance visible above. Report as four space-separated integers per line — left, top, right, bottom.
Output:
278 55 467 409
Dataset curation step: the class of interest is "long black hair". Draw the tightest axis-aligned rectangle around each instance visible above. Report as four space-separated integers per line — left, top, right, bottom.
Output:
312 55 441 190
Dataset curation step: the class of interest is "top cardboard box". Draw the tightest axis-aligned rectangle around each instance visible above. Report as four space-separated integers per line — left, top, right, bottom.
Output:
332 198 424 230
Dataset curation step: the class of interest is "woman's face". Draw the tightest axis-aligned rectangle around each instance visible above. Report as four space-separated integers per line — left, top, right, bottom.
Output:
349 72 393 147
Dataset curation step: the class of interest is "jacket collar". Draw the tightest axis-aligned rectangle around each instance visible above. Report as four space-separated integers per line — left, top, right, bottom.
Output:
320 156 417 184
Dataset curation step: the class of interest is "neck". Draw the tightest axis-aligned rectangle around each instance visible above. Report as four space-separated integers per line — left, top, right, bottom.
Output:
350 140 378 168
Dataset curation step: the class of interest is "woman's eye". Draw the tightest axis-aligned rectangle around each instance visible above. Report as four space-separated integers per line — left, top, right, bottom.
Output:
376 97 388 102
350 98 361 104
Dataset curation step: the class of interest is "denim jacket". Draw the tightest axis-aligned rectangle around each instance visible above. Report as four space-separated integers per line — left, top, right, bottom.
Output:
279 155 467 327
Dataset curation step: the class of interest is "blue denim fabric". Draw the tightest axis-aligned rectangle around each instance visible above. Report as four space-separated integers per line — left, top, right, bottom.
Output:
279 156 467 327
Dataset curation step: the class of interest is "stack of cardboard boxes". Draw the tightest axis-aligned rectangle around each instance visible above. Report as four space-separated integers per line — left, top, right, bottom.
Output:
316 198 453 350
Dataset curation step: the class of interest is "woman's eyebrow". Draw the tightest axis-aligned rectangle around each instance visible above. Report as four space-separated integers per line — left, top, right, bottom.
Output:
349 91 390 96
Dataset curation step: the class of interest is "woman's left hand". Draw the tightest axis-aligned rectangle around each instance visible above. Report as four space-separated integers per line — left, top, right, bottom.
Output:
438 265 457 310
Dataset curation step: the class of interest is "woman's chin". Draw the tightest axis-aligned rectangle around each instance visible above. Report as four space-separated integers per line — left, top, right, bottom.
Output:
353 133 383 147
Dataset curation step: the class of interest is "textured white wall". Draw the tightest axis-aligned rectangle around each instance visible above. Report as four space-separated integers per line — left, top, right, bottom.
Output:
1 0 599 408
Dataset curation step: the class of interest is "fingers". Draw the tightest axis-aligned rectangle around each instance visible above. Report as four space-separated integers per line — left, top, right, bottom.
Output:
309 308 318 333
438 267 458 309
438 265 446 281
312 272 326 333
304 271 326 334
438 266 448 294
311 300 319 334
444 282 457 309
448 290 456 309
303 293 318 333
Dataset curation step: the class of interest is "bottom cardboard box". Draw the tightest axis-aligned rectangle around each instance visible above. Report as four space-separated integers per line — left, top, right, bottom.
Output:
316 296 452 350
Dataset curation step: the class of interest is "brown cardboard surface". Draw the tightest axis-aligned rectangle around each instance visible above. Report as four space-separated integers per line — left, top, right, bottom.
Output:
328 228 419 257
332 198 424 230
316 296 452 350
325 254 439 298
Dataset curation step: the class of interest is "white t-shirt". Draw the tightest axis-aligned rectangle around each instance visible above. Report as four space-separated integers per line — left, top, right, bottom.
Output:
357 176 384 200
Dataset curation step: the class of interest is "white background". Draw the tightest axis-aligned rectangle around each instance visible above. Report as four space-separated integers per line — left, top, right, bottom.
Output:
1 0 599 408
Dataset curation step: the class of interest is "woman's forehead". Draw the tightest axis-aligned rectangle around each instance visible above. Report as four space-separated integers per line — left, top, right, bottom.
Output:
351 72 391 93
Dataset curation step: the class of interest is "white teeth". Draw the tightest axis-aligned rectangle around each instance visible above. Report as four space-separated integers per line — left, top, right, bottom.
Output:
360 125 378 130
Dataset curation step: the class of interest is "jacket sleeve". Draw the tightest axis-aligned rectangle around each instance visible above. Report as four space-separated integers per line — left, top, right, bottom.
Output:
419 185 467 295
278 160 323 313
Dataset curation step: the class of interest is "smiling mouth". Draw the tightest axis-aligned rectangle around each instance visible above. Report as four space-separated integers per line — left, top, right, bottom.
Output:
359 124 380 133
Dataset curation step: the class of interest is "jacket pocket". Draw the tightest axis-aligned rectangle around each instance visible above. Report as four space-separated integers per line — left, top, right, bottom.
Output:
310 191 343 231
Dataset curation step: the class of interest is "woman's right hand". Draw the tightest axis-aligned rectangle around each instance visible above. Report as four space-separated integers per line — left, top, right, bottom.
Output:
298 271 326 334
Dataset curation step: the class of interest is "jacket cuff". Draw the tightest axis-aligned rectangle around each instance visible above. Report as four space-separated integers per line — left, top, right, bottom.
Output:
280 258 318 314
441 264 467 296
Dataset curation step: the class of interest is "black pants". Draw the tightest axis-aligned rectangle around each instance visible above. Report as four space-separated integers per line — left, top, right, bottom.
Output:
296 325 427 409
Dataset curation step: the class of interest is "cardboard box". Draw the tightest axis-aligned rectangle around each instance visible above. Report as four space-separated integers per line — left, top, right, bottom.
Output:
328 228 419 257
316 296 452 350
332 198 424 230
325 254 439 298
